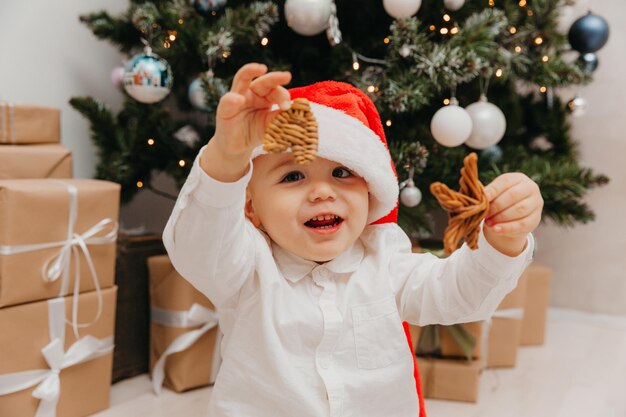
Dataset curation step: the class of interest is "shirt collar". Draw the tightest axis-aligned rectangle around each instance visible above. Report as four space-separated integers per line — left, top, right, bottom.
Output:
272 239 365 283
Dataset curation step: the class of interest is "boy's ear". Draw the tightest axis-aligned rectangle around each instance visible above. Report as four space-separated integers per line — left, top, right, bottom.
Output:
244 189 263 228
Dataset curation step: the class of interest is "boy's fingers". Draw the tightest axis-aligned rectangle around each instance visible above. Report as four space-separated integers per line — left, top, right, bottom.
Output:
231 63 268 95
486 195 537 226
217 92 246 120
262 86 291 110
483 173 520 202
486 182 532 219
249 71 292 97
487 206 542 235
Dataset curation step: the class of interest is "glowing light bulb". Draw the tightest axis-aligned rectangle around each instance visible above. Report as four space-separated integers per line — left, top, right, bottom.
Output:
136 181 144 188
147 138 155 145
261 37 269 46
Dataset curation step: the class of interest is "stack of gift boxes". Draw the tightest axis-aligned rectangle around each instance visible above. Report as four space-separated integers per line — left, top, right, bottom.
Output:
0 102 121 416
409 243 553 403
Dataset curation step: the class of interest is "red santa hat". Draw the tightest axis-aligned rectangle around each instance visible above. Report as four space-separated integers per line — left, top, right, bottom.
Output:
251 81 399 225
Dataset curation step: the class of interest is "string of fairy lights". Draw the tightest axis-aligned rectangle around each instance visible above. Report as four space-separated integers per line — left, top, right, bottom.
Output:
121 0 607 191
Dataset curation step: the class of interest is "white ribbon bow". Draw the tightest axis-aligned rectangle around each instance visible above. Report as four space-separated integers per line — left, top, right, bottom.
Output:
0 181 118 338
480 307 525 369
0 297 114 417
151 303 221 394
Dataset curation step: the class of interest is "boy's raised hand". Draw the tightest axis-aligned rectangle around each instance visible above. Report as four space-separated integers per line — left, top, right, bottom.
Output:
482 173 543 257
214 63 292 157
201 63 291 181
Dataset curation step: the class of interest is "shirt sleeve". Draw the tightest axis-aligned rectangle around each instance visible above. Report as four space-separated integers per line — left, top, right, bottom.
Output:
162 145 257 308
387 223 534 325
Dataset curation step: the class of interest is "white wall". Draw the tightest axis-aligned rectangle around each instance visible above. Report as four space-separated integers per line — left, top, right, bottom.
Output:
533 1 626 316
2 1 624 315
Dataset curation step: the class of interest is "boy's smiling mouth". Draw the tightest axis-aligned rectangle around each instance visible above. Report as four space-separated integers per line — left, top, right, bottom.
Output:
304 214 344 231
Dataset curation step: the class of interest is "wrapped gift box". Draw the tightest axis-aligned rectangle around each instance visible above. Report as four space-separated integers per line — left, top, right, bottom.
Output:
417 357 482 402
0 179 120 307
0 144 72 179
148 254 220 393
520 264 552 345
0 102 60 144
439 321 484 359
486 272 528 368
0 286 117 417
112 233 166 383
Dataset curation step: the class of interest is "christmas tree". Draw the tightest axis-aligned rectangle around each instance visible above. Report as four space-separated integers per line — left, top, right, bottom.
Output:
70 0 609 238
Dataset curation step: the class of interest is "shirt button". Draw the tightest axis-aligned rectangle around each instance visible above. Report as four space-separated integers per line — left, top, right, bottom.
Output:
319 268 330 278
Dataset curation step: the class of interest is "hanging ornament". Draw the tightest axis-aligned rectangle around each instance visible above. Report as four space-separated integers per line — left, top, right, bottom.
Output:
190 0 227 16
464 95 506 150
399 167 422 207
188 77 207 111
480 145 503 163
578 52 599 73
566 94 588 117
383 0 421 19
123 46 173 104
568 12 609 54
284 0 333 36
326 0 342 46
111 65 125 90
430 97 473 147
188 69 228 111
443 0 464 12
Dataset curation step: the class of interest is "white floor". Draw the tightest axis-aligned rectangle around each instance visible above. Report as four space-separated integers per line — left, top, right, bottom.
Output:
94 308 626 417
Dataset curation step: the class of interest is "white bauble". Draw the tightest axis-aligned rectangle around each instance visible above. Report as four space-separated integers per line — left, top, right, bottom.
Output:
430 98 473 147
383 0 421 19
443 0 464 11
464 95 506 150
284 0 332 36
400 182 422 207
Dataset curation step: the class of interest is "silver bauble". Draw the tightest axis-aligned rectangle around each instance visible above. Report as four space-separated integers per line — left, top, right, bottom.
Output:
188 77 207 110
430 98 473 147
123 49 173 104
383 0 421 19
567 95 588 117
400 181 422 207
443 0 465 11
464 95 506 150
284 0 332 36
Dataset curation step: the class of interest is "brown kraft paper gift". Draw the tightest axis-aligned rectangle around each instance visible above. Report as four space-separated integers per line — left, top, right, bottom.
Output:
0 286 117 417
0 179 120 307
148 254 220 392
520 264 552 345
417 357 482 402
0 102 60 144
486 271 528 368
0 144 72 179
439 321 484 359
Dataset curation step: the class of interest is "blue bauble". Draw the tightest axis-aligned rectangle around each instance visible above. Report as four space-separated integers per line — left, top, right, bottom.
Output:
578 52 599 73
123 51 173 104
188 77 207 110
568 12 609 54
480 145 503 164
191 0 227 15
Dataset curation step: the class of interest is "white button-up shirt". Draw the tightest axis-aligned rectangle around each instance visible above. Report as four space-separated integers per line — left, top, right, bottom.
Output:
163 152 534 417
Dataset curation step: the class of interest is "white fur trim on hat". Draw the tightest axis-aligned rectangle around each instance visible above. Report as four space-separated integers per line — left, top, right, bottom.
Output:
252 102 399 223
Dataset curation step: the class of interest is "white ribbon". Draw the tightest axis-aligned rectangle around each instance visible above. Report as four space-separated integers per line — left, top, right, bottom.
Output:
151 303 222 394
0 297 114 417
480 307 525 369
0 101 15 143
0 181 118 338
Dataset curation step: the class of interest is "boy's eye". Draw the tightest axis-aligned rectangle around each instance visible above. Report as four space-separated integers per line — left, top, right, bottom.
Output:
332 167 353 178
281 171 304 183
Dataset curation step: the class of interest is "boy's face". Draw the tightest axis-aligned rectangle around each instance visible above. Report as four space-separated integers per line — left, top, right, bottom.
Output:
246 153 370 263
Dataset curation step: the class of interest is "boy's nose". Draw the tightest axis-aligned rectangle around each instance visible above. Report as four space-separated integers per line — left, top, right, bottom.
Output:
308 182 336 202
